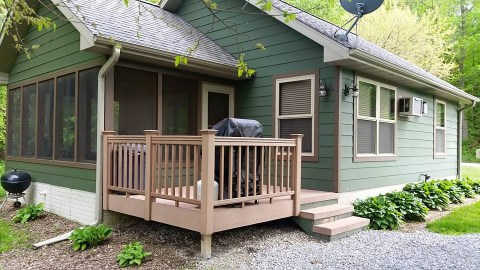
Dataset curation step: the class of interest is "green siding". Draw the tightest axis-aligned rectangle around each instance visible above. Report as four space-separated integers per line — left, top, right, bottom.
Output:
340 68 459 192
177 0 337 191
8 6 105 85
6 161 96 192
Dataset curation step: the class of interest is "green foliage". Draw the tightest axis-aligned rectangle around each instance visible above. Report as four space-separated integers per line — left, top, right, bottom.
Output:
462 140 480 163
236 53 255 78
12 203 44 224
353 195 403 230
427 201 480 235
436 179 465 204
0 220 29 253
0 160 4 198
403 182 450 210
69 224 112 251
117 242 152 268
462 166 480 179
465 177 480 194
453 179 476 198
385 191 429 221
174 55 188 67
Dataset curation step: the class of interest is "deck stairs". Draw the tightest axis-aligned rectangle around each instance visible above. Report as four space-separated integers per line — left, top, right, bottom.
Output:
293 190 369 241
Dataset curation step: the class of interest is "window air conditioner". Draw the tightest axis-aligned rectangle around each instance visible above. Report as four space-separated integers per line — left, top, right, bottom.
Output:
398 97 427 117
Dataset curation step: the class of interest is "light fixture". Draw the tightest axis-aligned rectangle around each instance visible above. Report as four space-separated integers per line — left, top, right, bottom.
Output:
318 79 333 97
344 82 359 98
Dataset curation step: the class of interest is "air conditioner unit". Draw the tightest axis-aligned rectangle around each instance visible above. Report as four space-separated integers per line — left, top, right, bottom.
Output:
398 97 427 117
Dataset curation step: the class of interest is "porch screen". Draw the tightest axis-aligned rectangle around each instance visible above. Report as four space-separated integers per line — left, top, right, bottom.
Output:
7 88 21 156
78 67 100 162
21 84 37 157
55 73 76 160
37 80 55 159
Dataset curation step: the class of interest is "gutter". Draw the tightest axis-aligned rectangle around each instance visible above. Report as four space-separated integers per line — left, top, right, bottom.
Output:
457 101 476 179
33 46 121 249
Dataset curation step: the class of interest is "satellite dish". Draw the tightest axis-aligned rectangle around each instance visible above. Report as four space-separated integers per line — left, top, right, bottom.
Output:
335 0 384 41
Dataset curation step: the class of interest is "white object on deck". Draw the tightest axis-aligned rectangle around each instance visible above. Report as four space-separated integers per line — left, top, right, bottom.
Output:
196 180 219 201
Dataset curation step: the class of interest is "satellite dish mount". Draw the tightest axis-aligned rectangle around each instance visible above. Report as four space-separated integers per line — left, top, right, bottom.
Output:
336 0 384 42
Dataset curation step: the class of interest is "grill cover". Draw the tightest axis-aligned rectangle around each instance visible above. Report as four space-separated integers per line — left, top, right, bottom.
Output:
213 118 263 199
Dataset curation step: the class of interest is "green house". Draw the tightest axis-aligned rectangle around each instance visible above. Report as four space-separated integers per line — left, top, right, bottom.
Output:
0 0 478 258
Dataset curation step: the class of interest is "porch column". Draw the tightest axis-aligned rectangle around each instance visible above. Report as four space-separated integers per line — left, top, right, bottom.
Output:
291 134 303 216
144 130 160 221
102 131 116 210
200 129 216 260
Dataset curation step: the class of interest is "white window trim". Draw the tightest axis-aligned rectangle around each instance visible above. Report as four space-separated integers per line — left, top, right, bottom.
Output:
434 99 447 158
354 77 397 161
274 74 315 157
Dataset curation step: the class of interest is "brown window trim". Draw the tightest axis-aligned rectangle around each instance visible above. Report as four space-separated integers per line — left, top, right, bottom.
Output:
272 70 319 162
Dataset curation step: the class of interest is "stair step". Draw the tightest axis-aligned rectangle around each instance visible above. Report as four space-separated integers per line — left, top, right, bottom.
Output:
300 189 339 205
313 216 369 236
300 204 353 220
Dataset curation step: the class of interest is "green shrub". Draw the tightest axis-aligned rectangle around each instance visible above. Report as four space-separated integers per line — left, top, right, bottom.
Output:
117 242 152 268
353 195 403 230
403 182 450 210
12 203 44 223
385 191 429 221
454 179 476 198
464 177 480 194
436 179 465 204
69 224 112 251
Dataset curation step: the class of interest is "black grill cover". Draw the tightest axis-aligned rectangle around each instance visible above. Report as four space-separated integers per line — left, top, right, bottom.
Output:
213 118 263 199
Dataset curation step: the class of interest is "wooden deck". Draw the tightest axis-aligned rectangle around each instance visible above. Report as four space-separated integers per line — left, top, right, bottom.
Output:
102 130 309 259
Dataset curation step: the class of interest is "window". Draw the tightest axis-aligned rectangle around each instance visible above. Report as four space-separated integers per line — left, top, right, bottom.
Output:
21 84 36 157
355 78 396 160
275 74 316 157
434 100 446 156
7 88 21 156
6 65 100 164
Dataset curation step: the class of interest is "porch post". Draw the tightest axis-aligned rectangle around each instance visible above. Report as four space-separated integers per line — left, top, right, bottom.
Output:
102 131 116 210
144 130 160 221
200 129 216 260
291 134 303 216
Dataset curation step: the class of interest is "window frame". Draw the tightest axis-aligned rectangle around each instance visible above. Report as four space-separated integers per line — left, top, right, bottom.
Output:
5 61 103 169
273 72 318 161
354 77 397 162
434 99 447 158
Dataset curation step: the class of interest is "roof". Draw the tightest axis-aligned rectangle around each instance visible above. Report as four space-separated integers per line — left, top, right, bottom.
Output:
62 0 237 67
266 0 479 103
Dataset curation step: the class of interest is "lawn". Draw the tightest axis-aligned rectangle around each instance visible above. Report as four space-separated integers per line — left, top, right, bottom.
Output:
462 166 480 179
0 160 4 198
0 220 28 253
427 200 480 235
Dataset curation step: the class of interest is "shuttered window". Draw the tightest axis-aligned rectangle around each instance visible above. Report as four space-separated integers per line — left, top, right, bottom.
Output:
275 74 315 157
356 78 396 158
435 100 446 155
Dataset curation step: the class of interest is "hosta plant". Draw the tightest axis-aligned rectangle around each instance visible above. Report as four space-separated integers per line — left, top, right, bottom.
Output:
403 182 450 210
453 179 475 198
117 242 152 268
435 179 464 204
353 195 403 230
465 177 480 194
12 203 44 224
69 224 112 251
385 191 429 221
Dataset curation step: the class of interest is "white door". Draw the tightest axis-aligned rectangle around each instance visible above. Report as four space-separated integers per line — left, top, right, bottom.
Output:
202 83 235 129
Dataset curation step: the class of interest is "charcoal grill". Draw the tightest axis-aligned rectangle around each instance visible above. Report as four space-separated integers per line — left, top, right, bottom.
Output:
1 169 31 208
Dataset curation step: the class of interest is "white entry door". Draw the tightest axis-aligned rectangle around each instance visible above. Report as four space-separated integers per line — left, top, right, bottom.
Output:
202 83 234 129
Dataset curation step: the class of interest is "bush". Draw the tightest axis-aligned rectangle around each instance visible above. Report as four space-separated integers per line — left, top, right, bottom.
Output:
117 242 152 268
385 191 429 221
69 224 112 251
353 195 403 230
436 179 465 204
454 179 476 198
403 182 450 210
12 203 44 223
465 177 480 194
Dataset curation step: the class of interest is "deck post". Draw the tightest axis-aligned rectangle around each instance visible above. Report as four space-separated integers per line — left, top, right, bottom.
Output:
200 129 216 260
102 131 116 210
144 130 160 221
291 134 303 216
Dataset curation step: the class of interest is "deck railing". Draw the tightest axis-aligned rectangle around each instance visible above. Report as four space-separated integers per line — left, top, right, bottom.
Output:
102 129 303 225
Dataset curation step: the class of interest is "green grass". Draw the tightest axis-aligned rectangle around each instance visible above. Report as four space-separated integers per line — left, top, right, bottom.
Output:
427 201 480 235
462 166 480 179
0 160 4 198
0 220 29 253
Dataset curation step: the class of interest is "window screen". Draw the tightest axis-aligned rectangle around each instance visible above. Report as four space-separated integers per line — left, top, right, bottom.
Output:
358 81 376 118
379 122 395 154
357 119 376 154
55 73 76 160
78 67 100 162
380 87 395 120
279 118 312 153
435 101 446 154
279 80 311 115
37 80 54 159
21 84 36 157
7 88 21 156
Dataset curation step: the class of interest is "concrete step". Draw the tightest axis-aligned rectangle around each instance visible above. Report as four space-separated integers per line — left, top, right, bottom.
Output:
312 216 369 241
300 190 339 210
300 204 353 220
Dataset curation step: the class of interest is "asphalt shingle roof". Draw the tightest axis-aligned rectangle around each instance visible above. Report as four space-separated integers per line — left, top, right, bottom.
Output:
63 0 237 66
272 0 461 92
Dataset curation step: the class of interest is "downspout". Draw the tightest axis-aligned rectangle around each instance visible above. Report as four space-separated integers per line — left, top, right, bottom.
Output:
33 46 121 249
457 100 476 179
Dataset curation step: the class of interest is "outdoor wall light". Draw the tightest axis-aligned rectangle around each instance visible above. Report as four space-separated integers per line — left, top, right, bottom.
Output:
344 82 359 98
318 79 333 97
